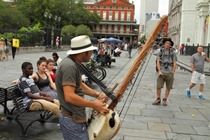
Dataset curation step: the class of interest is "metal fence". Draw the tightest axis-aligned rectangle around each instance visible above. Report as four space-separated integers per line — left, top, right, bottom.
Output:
185 44 210 57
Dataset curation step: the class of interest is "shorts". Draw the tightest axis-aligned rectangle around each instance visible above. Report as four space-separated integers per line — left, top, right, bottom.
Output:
157 73 174 89
0 50 5 56
191 71 205 84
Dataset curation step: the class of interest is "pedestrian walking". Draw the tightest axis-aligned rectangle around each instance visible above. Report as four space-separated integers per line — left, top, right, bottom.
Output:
55 35 109 140
0 38 6 62
127 42 132 58
56 36 59 48
11 36 17 59
186 46 210 100
153 38 177 106
4 38 10 61
179 44 184 55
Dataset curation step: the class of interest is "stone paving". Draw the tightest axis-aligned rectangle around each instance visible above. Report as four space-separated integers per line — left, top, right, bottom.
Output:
0 49 210 140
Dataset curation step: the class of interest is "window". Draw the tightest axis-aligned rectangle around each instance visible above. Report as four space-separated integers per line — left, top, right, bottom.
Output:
109 11 113 20
112 0 117 3
110 6 112 9
97 11 100 15
103 6 106 9
98 6 100 9
115 11 118 20
96 25 100 31
127 12 131 21
103 11 107 20
126 25 130 33
102 25 106 32
120 25 124 33
114 25 118 32
121 12 124 21
108 25 112 32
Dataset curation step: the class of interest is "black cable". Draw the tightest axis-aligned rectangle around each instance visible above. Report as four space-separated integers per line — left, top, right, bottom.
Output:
70 57 116 101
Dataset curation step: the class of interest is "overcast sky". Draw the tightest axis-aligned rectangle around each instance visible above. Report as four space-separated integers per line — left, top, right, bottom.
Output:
130 0 169 23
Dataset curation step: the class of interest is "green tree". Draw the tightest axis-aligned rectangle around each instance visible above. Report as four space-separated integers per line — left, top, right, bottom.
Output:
70 0 101 26
75 25 93 37
18 23 45 46
15 0 69 27
0 1 30 29
15 0 101 28
61 25 76 37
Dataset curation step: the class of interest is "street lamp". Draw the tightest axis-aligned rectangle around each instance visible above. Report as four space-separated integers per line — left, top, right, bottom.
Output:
53 15 62 48
44 12 52 47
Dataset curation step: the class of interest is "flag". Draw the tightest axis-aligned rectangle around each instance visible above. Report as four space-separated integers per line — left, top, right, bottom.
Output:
204 16 209 32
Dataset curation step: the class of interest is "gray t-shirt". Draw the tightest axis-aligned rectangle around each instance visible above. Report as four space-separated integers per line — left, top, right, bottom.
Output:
157 48 177 74
191 53 206 74
55 57 86 123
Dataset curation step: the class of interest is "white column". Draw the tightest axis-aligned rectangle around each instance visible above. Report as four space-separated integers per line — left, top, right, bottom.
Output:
197 15 206 45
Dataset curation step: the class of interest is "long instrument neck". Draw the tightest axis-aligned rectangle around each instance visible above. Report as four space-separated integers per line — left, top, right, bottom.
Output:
108 16 168 110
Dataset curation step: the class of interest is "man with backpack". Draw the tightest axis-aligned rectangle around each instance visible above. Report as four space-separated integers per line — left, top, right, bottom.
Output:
153 38 177 106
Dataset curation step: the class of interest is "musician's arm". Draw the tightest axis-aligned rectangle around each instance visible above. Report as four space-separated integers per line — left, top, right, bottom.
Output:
80 81 100 98
63 85 109 114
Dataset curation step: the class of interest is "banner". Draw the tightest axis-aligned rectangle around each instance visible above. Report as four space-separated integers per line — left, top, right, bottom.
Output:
12 38 20 48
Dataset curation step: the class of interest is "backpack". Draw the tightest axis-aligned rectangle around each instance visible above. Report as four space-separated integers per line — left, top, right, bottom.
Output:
159 47 175 64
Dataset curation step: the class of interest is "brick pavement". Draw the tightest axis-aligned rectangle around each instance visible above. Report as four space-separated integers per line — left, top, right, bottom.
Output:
0 49 210 140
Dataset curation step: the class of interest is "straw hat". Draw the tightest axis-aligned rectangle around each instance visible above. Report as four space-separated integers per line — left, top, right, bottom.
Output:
67 35 97 55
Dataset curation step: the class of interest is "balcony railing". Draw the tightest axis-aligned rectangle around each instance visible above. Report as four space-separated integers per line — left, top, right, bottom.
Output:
92 29 139 35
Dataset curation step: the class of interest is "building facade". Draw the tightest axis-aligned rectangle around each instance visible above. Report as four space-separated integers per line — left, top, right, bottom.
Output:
168 0 182 47
168 0 210 46
85 0 139 42
139 0 159 35
145 12 161 39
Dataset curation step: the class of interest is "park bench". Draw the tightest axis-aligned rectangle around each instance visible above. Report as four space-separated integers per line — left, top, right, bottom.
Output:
0 84 56 136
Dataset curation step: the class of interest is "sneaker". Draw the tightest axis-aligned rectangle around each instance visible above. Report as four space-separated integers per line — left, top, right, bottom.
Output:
199 95 205 100
186 89 191 97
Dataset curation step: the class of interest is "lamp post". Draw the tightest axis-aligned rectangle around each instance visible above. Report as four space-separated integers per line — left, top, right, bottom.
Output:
44 12 52 48
53 15 62 48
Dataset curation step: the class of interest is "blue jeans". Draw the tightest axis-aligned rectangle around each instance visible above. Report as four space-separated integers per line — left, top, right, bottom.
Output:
59 114 89 140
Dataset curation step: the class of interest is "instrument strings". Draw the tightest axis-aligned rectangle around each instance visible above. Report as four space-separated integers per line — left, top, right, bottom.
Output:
119 49 153 118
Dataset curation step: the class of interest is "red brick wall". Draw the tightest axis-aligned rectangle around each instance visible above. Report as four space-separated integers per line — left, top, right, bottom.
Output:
86 0 135 21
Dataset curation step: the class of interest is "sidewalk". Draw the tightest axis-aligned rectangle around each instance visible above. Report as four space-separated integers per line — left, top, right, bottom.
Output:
0 49 210 140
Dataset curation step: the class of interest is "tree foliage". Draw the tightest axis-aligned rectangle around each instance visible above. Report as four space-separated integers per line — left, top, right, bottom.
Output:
61 24 92 38
15 0 101 28
0 1 30 29
75 25 93 37
61 25 76 37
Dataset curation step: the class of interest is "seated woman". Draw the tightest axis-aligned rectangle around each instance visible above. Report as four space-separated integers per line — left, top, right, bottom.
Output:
31 57 57 99
45 58 56 82
114 46 122 57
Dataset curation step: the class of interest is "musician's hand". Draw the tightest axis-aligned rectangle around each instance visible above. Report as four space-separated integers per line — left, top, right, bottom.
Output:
93 100 109 115
45 96 54 103
97 93 108 103
158 71 162 76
